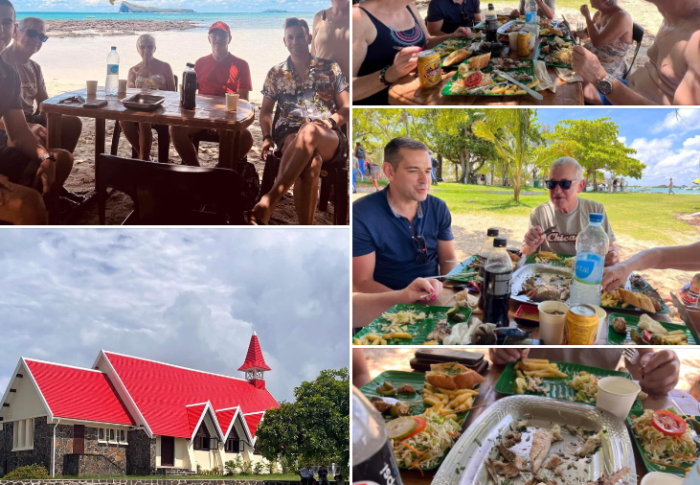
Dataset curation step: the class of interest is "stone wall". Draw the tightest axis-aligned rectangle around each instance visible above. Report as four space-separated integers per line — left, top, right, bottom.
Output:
55 425 127 477
125 430 155 476
63 455 124 477
0 481 316 485
0 418 54 476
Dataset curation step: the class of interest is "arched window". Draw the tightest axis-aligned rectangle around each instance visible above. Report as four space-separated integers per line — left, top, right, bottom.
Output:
194 423 217 450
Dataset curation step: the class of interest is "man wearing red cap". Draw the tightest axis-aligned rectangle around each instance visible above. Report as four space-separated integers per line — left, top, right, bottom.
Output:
169 21 253 166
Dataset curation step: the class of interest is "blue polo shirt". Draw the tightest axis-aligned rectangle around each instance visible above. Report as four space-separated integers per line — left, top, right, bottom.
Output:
353 186 454 290
426 0 481 32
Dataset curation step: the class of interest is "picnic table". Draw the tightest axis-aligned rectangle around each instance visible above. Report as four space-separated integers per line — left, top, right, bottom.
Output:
387 33 583 105
41 88 255 168
364 353 700 483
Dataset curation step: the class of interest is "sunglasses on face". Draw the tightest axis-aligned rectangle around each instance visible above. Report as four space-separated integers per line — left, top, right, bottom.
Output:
545 179 579 190
412 235 429 264
138 44 155 50
20 28 48 42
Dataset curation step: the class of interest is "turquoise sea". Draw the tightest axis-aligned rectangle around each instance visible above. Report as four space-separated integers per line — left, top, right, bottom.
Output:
627 187 700 195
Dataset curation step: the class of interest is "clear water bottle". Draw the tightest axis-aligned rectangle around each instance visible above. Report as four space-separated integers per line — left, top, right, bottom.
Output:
482 237 513 327
569 213 609 307
105 46 120 96
682 457 700 484
352 387 403 485
525 0 538 24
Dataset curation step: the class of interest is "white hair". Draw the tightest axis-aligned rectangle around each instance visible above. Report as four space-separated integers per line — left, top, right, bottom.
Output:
550 157 584 180
605 0 618 6
18 16 44 29
136 33 155 46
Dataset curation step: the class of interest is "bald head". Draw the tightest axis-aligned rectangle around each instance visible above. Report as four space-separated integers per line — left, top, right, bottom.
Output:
18 16 44 30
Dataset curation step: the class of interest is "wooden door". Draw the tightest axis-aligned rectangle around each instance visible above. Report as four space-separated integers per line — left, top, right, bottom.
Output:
161 436 175 466
74 425 85 454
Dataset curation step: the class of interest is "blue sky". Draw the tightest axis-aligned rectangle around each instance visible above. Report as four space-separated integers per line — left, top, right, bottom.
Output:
535 108 700 186
11 0 324 13
0 229 349 403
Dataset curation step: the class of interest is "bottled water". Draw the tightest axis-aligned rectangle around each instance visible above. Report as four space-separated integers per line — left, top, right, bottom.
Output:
105 46 120 96
525 0 538 24
569 213 609 307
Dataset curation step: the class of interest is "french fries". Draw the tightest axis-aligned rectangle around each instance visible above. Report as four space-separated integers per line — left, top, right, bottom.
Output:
422 383 478 416
355 331 413 345
536 251 561 261
514 358 568 379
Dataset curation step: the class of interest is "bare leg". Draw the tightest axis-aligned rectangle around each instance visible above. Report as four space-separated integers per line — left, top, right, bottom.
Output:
293 153 323 225
121 121 141 156
138 123 153 160
60 115 83 153
0 183 47 224
43 149 74 220
250 123 339 225
582 82 604 105
372 174 380 191
170 126 203 166
236 128 254 160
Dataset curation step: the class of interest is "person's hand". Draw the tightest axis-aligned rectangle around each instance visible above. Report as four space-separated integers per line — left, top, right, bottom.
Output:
523 226 545 250
0 174 16 206
489 348 530 366
29 123 47 146
261 137 273 160
602 262 632 291
604 245 620 267
399 278 443 303
572 45 608 84
580 4 591 19
453 27 471 38
34 157 56 195
510 8 520 18
639 350 680 395
385 46 422 83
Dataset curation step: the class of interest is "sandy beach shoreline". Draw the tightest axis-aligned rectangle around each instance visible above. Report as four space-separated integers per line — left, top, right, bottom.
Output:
45 19 200 38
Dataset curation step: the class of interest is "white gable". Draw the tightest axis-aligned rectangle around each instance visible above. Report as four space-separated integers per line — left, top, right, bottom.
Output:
0 361 49 423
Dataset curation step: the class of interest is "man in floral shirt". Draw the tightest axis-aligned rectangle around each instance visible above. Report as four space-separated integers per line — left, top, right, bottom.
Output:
248 17 349 225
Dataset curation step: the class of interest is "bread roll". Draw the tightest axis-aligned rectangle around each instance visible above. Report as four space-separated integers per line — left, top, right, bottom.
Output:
425 362 486 390
443 48 472 67
468 53 492 70
618 289 656 313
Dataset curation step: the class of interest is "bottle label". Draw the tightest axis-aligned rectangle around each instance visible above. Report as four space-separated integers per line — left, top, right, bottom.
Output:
107 64 119 75
574 253 604 284
353 440 403 485
525 11 537 23
487 272 512 296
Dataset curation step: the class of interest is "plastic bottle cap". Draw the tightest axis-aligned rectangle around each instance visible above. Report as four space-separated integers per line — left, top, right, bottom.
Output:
493 237 507 248
589 213 603 223
111 46 116 50
487 228 499 237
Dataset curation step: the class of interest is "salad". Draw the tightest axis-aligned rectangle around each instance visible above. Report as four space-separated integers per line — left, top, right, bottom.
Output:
567 371 599 403
387 409 461 470
631 410 699 470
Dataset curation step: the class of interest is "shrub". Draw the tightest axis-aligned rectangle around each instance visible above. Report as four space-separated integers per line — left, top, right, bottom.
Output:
3 464 51 479
253 461 265 475
240 459 252 475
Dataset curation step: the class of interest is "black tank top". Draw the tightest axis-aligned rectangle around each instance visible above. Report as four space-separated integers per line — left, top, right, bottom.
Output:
356 5 426 105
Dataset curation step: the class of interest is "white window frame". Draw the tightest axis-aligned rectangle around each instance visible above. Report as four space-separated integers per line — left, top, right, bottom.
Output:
11 419 34 451
98 428 107 443
118 429 128 445
108 428 117 444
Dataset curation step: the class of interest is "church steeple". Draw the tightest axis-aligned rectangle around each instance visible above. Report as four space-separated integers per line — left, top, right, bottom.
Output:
238 332 271 389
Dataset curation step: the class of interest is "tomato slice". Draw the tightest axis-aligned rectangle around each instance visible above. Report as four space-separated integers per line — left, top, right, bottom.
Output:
652 410 687 437
643 330 653 343
464 72 483 88
402 416 427 441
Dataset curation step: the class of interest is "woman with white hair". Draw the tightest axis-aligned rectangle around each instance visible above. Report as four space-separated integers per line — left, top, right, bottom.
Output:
577 0 633 103
121 34 176 160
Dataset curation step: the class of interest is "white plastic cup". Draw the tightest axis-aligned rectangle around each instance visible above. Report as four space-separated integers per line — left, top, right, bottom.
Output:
508 32 519 51
226 93 239 111
538 301 568 345
640 472 684 485
596 376 640 420
118 79 127 94
86 80 98 95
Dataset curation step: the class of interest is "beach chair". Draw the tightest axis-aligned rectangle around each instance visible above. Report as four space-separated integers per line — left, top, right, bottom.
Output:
260 111 349 225
96 154 245 225
109 75 178 163
624 23 644 80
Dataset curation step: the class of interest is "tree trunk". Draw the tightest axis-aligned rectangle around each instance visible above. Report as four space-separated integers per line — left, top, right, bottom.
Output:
437 154 443 181
459 152 467 183
403 110 411 137
491 165 494 186
593 171 597 191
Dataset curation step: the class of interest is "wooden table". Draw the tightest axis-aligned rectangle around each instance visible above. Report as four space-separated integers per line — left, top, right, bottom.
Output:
41 88 255 168
429 271 673 345
387 40 583 106
364 353 700 484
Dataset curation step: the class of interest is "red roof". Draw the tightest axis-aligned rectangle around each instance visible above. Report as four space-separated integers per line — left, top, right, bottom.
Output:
238 333 271 371
216 408 238 437
244 413 264 437
104 352 279 439
25 359 135 426
186 404 207 437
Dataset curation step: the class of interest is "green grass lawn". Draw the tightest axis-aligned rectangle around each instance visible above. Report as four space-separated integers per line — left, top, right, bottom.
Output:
354 182 700 244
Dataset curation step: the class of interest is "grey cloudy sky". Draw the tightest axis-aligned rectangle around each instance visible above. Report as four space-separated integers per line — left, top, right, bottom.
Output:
0 229 349 404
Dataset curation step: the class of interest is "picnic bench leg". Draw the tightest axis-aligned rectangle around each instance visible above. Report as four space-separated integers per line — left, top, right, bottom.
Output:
218 130 235 169
46 113 63 151
95 118 106 164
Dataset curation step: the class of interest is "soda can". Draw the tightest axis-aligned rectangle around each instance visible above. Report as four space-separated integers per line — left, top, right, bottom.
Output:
517 31 531 57
417 50 442 88
564 304 598 345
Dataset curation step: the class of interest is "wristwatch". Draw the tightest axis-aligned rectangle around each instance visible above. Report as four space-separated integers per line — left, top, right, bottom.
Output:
597 73 614 96
379 66 392 86
326 118 338 131
39 153 57 163
262 134 273 142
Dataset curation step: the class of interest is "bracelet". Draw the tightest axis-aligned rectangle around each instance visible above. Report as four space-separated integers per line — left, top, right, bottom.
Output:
263 135 273 142
379 66 392 86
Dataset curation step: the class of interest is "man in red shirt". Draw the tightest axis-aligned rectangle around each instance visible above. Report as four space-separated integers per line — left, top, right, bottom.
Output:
170 21 254 166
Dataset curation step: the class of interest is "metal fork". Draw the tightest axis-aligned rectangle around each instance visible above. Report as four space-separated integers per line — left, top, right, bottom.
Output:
621 347 644 371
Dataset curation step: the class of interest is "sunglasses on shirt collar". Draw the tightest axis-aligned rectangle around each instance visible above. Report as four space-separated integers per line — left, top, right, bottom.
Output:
412 234 429 264
545 178 579 190
20 28 49 43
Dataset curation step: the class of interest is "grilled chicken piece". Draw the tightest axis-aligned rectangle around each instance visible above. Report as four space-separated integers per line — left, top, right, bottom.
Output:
426 320 451 342
527 284 563 302
497 443 516 462
397 384 416 394
494 455 527 478
530 429 553 474
576 436 602 457
502 432 522 448
545 456 562 470
586 467 631 485
551 424 563 442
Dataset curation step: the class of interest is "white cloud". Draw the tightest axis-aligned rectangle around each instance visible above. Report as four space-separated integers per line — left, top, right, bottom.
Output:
651 109 700 135
0 229 349 403
630 135 700 185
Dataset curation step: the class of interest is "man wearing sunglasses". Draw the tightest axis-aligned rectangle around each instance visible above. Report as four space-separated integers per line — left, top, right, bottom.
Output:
521 157 619 266
0 0 73 224
426 0 481 35
353 137 457 292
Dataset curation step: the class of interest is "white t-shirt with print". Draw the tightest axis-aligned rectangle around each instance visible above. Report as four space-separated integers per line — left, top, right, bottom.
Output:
529 198 615 256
